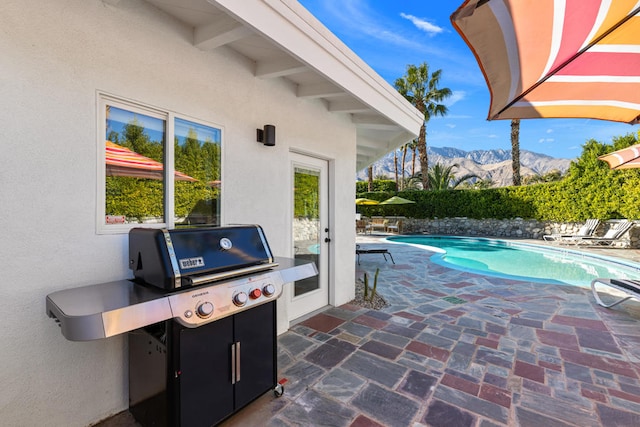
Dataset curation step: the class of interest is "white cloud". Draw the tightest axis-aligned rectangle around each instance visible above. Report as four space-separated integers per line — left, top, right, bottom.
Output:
488 134 498 138
538 138 555 143
546 129 553 134
444 114 474 119
399 13 444 35
320 0 424 50
446 124 456 129
445 90 466 107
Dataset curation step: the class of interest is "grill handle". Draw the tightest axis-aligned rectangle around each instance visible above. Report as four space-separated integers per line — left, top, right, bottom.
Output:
187 263 279 286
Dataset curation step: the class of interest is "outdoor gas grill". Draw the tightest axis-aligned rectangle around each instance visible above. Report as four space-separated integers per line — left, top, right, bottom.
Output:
46 225 317 427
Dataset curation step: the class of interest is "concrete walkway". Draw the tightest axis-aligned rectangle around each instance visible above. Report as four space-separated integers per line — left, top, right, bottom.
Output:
100 236 640 426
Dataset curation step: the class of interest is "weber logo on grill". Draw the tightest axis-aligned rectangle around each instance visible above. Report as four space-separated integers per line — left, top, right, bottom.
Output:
179 257 205 269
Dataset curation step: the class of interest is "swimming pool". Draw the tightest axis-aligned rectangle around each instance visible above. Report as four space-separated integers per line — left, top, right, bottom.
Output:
386 236 640 287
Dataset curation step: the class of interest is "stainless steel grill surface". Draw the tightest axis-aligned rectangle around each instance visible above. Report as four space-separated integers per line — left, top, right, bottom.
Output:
46 225 317 341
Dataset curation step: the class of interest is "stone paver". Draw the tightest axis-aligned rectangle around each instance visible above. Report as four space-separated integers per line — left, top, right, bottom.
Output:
99 235 640 427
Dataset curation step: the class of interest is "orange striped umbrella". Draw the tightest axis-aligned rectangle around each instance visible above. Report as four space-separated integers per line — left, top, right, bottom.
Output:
451 0 640 124
105 141 197 181
599 143 640 169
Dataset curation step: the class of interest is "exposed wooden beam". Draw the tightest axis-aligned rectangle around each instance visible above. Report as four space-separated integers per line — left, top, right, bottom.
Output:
194 17 253 50
329 99 371 113
296 82 344 98
352 115 399 131
255 57 307 79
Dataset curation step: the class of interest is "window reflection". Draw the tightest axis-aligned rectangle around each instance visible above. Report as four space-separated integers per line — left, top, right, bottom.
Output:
105 106 166 224
174 118 221 226
104 104 221 227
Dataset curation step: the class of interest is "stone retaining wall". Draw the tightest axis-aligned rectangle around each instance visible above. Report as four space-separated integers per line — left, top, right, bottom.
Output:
395 217 640 248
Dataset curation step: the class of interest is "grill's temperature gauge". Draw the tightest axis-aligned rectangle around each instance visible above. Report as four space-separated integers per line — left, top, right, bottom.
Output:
233 292 248 307
219 238 233 251
196 301 214 318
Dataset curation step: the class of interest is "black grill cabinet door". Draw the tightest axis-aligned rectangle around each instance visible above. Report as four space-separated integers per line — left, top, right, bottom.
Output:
233 301 276 409
179 316 234 427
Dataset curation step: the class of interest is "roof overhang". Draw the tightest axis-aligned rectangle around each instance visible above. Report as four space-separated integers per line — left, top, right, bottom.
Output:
136 0 422 170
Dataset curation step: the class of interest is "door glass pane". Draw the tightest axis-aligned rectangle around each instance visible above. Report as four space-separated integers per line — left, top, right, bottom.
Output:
293 166 320 297
105 105 166 225
174 118 221 227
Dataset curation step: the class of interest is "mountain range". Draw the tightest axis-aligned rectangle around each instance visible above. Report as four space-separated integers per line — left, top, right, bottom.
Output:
356 146 573 187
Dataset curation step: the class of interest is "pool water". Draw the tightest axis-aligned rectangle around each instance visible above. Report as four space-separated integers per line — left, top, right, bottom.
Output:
387 236 640 287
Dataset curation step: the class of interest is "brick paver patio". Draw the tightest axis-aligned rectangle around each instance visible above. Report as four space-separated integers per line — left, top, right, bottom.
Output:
101 236 640 427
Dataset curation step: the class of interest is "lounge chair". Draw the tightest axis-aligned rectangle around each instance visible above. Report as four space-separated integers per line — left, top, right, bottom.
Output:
573 220 633 247
386 219 402 234
355 244 395 265
369 217 388 233
591 278 640 308
356 219 369 234
543 219 600 242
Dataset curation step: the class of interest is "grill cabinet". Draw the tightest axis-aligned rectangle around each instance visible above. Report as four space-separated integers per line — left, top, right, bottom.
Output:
130 302 276 427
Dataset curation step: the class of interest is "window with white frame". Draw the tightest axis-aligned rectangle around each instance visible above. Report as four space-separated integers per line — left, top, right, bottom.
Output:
98 96 222 233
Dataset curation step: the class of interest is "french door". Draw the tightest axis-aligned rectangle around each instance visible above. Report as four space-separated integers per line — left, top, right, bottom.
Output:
289 153 329 320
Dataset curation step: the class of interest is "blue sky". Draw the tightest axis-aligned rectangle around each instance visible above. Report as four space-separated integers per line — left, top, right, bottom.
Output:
298 0 638 160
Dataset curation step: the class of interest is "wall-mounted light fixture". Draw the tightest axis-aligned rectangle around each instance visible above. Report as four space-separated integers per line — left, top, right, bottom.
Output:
256 124 276 146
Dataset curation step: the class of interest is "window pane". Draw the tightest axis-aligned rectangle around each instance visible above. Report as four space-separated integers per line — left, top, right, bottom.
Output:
293 166 320 296
105 105 166 224
174 118 221 227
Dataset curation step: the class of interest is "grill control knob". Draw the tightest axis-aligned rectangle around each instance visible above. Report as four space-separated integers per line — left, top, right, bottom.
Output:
263 284 276 297
233 292 248 307
196 302 214 318
249 289 262 299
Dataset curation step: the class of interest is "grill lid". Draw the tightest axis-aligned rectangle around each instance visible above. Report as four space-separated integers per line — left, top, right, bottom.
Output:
129 225 275 290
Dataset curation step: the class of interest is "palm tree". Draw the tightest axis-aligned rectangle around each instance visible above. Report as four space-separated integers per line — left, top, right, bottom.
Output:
511 119 521 186
400 144 409 191
393 149 399 191
367 165 373 192
409 139 419 176
395 63 452 190
428 162 479 190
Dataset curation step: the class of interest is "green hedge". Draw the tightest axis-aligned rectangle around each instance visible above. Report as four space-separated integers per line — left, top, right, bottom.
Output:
357 135 640 221
356 180 397 193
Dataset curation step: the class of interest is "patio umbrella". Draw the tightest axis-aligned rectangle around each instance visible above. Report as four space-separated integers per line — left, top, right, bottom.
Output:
451 0 640 124
380 196 415 217
355 198 380 205
599 143 640 169
106 141 197 182
379 196 416 205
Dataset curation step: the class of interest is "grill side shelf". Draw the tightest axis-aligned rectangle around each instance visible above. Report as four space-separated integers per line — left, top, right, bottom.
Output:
46 280 172 341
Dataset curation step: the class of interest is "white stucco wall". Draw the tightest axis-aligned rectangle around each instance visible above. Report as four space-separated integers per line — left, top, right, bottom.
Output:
0 0 356 425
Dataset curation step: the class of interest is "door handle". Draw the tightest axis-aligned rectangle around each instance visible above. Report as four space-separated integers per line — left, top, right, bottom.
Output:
231 343 236 384
235 341 241 383
230 341 241 384
324 238 331 243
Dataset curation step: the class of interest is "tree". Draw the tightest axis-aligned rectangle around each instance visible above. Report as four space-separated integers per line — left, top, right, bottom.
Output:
428 162 479 190
395 63 452 190
400 143 409 191
511 119 521 186
522 170 563 185
367 165 373 192
393 149 399 191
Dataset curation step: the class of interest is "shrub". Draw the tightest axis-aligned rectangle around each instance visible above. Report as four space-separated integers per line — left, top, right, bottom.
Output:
356 133 640 221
